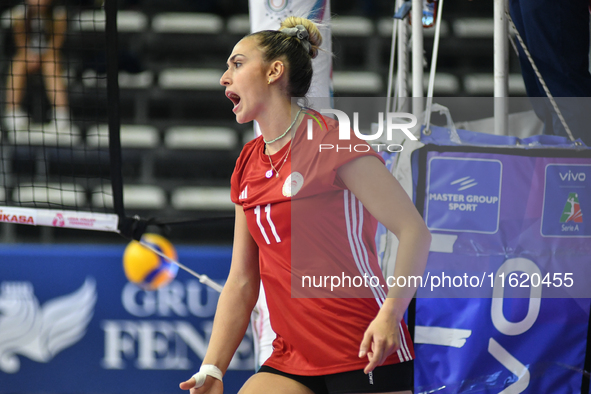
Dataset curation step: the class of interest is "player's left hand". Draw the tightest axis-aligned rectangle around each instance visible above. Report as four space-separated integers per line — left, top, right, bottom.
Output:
179 375 223 394
358 310 401 374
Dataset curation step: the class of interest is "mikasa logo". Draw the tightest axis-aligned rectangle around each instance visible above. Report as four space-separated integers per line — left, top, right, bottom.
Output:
0 279 96 373
0 210 35 224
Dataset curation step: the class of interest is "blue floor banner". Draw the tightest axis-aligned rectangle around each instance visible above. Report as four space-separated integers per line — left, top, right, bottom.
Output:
0 245 253 394
415 297 590 393
411 127 591 393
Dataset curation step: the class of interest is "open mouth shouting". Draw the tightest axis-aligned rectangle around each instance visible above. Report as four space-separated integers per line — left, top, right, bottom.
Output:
226 91 241 113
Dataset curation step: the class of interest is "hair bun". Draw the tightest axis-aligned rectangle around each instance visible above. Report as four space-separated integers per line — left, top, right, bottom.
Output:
279 17 322 59
282 25 309 41
281 25 312 55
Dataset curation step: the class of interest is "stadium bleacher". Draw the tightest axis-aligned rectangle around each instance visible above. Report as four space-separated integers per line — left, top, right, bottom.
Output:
0 0 524 243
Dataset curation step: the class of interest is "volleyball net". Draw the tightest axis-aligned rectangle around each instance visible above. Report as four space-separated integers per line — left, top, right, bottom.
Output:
0 0 136 237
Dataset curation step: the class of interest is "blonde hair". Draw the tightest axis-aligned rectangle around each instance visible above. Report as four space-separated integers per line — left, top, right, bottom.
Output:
247 16 323 98
279 16 322 59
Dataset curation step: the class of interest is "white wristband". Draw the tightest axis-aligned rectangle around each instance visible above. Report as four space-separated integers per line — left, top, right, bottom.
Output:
191 364 223 388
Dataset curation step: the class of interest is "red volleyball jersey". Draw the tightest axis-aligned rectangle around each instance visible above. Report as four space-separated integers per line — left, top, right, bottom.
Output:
230 110 414 375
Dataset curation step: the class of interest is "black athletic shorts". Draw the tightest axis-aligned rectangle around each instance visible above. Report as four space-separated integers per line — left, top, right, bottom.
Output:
258 361 413 394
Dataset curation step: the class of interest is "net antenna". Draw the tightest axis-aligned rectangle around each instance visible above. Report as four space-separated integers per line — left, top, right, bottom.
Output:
0 0 223 292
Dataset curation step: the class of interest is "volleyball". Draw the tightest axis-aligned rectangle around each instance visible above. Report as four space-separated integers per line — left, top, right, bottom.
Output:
122 233 179 290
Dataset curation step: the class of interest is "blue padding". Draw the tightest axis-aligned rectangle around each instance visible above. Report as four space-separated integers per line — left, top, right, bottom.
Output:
421 125 588 148
0 244 252 394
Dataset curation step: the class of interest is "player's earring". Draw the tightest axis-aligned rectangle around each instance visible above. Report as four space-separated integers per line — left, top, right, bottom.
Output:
268 79 272 85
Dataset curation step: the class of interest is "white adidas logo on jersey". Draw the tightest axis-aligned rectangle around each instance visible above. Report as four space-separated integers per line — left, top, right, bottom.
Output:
239 186 248 200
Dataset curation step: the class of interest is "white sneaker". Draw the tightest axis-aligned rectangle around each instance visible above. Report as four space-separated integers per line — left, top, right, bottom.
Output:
53 107 71 133
3 108 28 132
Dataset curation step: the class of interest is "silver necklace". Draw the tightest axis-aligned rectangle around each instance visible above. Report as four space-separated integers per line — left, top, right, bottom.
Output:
263 107 304 144
266 140 292 178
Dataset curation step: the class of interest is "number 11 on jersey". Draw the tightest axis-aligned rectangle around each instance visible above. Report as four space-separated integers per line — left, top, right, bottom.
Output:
254 204 281 244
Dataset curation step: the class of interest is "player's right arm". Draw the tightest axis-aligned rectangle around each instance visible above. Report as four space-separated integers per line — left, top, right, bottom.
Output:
179 204 260 393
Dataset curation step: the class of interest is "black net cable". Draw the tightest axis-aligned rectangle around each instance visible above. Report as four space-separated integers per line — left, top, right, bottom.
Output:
103 0 153 241
104 0 125 225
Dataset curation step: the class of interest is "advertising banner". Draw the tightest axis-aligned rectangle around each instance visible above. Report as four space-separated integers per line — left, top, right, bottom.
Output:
0 245 253 394
415 297 590 394
412 141 591 393
416 149 591 299
248 0 332 110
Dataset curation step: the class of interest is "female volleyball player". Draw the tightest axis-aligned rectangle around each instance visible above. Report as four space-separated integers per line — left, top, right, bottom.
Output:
3 0 70 132
180 16 431 394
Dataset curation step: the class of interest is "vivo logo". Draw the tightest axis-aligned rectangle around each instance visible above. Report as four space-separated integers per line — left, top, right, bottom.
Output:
559 171 586 181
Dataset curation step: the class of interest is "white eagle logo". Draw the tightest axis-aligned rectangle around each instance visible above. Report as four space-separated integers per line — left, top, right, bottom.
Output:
0 278 97 373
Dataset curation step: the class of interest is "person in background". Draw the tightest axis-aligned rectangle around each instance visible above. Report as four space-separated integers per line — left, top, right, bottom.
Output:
510 0 591 145
3 0 70 132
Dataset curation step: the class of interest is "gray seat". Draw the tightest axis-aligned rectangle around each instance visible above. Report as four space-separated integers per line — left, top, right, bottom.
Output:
171 187 234 211
86 124 160 149
93 184 167 210
151 13 223 34
13 183 86 207
164 126 236 150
